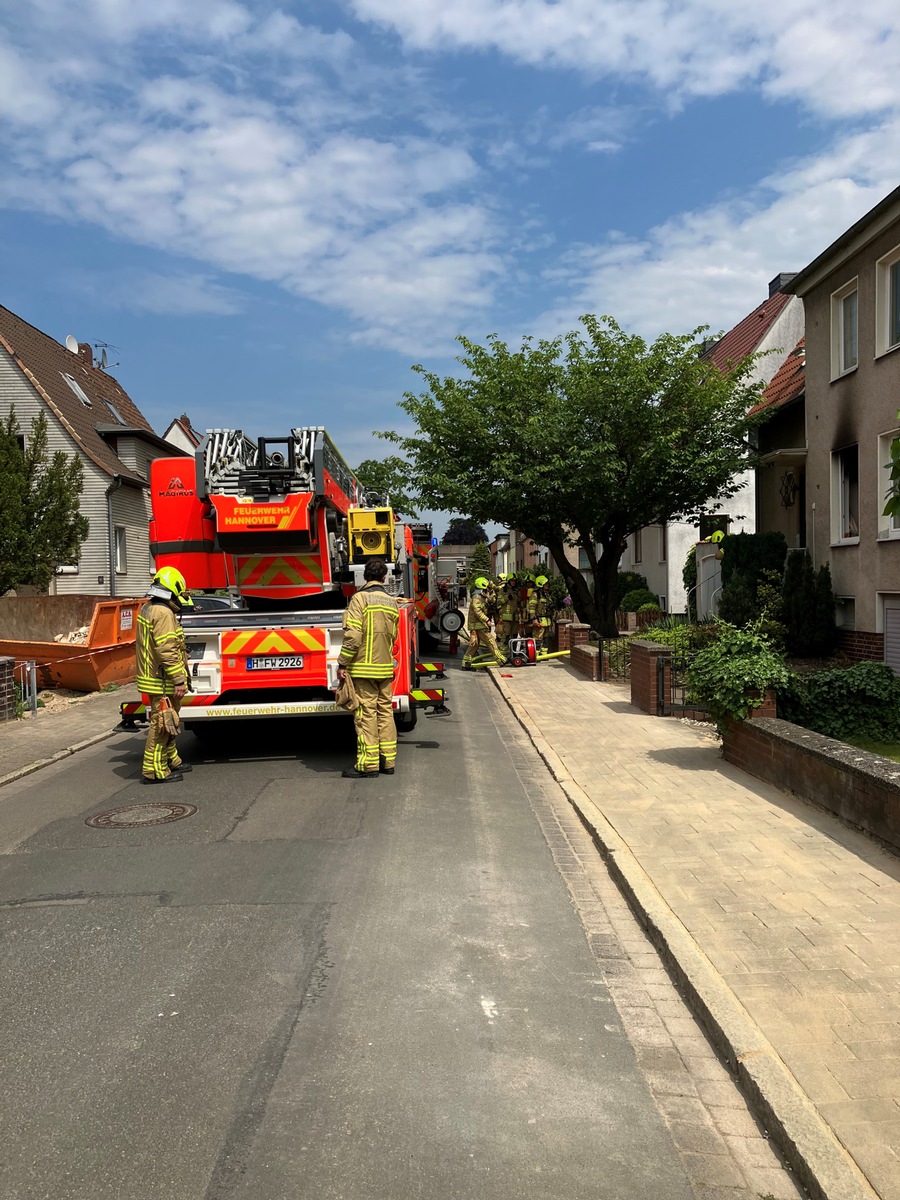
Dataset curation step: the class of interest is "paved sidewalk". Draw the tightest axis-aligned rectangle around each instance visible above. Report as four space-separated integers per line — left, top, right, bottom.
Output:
492 661 900 1200
0 686 138 786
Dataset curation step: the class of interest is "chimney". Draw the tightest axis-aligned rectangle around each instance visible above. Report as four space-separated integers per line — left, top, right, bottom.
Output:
78 343 93 367
768 272 797 298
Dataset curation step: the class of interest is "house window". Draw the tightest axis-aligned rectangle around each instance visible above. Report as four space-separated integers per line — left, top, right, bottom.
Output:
878 431 900 537
105 399 126 424
831 280 858 377
699 514 730 540
632 528 642 564
831 445 859 542
61 373 93 407
115 526 127 574
659 524 667 563
876 246 900 357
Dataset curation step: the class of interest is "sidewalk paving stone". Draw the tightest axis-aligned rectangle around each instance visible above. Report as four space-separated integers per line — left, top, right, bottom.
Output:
492 660 900 1200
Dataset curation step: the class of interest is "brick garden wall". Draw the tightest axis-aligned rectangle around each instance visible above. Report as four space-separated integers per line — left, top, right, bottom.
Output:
723 717 900 851
836 629 884 662
0 657 16 723
630 639 665 714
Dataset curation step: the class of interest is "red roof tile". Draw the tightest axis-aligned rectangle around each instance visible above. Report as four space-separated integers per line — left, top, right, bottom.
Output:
705 290 792 372
750 338 805 416
0 305 155 484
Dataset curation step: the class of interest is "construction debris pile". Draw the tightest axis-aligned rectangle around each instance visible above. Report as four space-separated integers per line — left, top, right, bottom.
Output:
53 626 89 645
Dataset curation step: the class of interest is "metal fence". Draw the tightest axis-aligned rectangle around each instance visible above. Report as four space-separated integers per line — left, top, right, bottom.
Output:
656 627 707 715
595 636 631 681
14 661 39 717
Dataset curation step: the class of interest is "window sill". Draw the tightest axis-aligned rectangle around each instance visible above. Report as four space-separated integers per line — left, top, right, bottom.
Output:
830 365 858 382
877 532 900 541
875 342 900 361
831 538 860 547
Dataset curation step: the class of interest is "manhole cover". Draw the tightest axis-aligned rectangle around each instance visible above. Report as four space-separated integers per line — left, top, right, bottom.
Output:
85 802 197 829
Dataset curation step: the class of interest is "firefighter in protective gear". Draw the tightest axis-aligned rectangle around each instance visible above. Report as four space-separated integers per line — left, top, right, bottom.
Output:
495 574 517 654
531 575 553 652
338 558 400 778
136 566 193 784
462 577 505 669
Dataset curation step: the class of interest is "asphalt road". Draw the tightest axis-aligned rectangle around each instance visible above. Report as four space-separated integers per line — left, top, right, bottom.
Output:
0 667 694 1200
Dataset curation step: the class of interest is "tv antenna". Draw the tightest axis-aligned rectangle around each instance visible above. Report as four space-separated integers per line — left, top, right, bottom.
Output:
91 340 121 371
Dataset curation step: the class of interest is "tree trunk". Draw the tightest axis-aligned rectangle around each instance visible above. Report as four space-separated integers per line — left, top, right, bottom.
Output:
546 535 598 629
592 537 625 638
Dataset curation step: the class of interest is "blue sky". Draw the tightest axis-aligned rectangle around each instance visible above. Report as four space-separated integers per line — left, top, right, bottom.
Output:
2 1 899 536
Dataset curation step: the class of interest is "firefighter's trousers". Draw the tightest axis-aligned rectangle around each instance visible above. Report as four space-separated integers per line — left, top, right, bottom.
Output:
463 628 505 665
352 677 396 774
496 619 515 651
533 619 551 651
142 694 184 780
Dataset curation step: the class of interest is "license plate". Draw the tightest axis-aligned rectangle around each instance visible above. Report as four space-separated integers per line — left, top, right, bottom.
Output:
246 655 305 671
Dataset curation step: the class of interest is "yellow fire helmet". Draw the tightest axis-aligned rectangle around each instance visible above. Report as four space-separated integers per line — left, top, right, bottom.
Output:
535 575 549 587
473 576 490 590
150 565 194 607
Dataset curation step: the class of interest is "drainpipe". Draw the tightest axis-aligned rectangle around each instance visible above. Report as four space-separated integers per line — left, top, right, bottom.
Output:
106 475 123 598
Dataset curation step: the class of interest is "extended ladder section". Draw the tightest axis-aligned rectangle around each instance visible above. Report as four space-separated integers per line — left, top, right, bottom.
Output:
192 427 365 600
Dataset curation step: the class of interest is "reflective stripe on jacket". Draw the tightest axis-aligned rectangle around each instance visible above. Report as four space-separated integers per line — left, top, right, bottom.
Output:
136 600 189 695
339 582 400 680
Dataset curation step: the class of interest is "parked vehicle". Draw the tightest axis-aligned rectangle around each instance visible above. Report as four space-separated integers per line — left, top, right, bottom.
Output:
138 426 447 734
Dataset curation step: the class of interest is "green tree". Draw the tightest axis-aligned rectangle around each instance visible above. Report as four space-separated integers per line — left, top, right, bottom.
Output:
0 408 89 595
354 456 419 518
811 563 837 657
718 571 757 627
382 316 765 635
468 541 492 577
782 550 816 656
442 517 489 545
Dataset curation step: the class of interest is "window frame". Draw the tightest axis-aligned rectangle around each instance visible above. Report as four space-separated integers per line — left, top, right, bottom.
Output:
878 429 900 538
876 245 900 358
61 372 93 408
658 524 667 563
114 525 127 574
632 528 642 564
831 444 860 545
831 278 859 378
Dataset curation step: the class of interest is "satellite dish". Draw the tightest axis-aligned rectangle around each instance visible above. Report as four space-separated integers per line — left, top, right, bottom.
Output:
65 335 79 354
100 348 108 369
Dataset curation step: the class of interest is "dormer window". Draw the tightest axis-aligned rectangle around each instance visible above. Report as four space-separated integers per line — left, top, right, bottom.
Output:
61 373 93 407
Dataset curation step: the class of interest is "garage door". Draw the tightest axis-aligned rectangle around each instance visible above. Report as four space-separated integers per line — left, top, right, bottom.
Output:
884 597 900 674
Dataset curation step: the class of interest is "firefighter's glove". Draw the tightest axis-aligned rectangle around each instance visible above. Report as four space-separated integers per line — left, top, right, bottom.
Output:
159 697 181 736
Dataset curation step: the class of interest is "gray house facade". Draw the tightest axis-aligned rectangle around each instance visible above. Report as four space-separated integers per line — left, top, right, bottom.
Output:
0 305 177 597
784 184 900 665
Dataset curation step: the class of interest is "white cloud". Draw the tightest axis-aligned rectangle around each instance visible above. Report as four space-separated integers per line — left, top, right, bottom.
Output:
87 270 247 316
531 119 900 341
349 0 900 118
0 1 502 354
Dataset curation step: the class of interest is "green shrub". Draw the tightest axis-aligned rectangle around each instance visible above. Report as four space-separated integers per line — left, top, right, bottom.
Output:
782 553 836 657
620 587 659 612
637 601 662 613
720 531 788 589
686 619 790 730
777 661 900 741
683 546 697 621
718 570 757 627
617 571 648 606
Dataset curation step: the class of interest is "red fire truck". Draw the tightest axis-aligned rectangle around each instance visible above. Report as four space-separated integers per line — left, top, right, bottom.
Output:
125 427 447 734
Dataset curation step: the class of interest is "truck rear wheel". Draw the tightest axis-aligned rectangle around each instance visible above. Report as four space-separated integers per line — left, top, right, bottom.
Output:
394 708 418 733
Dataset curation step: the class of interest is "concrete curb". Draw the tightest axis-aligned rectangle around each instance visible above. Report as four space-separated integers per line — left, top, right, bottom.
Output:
0 727 120 789
489 667 879 1200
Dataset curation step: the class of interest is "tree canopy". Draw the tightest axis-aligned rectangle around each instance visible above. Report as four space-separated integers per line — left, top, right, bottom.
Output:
381 315 766 634
354 455 419 518
0 407 90 595
441 517 489 545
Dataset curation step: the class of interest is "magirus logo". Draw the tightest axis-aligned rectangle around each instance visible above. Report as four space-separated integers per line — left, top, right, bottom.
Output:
158 476 194 499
